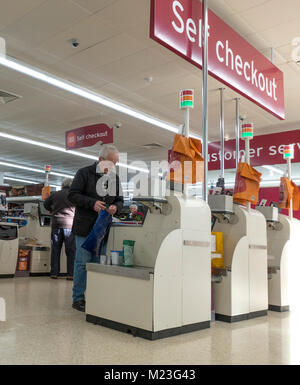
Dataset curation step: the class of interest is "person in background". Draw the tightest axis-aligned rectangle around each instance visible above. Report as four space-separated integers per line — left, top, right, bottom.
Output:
68 144 124 313
44 178 76 280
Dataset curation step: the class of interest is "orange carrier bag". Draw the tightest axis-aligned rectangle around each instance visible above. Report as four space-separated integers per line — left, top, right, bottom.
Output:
42 185 51 200
168 134 204 184
291 181 300 211
279 177 294 209
279 178 300 210
233 162 262 206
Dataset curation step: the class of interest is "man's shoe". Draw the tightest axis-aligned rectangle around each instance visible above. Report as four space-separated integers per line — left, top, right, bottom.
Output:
50 275 58 279
72 301 85 312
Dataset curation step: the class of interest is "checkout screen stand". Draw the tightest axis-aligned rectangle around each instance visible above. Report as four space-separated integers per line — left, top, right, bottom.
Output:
85 194 212 340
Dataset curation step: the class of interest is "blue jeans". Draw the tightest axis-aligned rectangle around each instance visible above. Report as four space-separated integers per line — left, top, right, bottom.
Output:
72 234 108 303
51 228 75 276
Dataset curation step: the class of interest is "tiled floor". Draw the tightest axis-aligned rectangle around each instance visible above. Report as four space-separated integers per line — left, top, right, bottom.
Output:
0 277 299 365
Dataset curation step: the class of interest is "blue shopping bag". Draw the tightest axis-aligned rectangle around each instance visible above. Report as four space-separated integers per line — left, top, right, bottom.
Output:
81 210 112 254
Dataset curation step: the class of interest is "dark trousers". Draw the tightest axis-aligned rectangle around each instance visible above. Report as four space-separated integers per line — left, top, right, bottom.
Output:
50 228 76 276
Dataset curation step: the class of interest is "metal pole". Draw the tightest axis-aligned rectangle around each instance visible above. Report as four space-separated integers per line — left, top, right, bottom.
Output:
184 109 190 138
235 98 240 170
245 138 251 212
202 0 209 202
271 47 274 63
183 108 190 199
219 88 225 179
288 158 293 220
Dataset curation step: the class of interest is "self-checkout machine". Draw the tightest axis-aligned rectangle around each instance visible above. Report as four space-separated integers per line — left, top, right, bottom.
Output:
210 106 268 322
0 188 19 278
18 166 67 276
257 145 300 312
85 90 212 340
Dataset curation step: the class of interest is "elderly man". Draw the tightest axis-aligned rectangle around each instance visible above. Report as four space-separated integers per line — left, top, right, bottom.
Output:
44 178 75 280
68 144 124 312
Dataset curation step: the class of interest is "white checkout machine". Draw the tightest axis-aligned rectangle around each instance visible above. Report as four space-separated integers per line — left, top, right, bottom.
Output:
257 205 300 312
86 193 212 340
0 193 19 278
208 120 268 323
209 194 269 323
19 201 67 276
0 222 19 278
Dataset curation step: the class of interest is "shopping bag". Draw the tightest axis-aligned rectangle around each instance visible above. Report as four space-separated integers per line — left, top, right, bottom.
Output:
81 210 112 254
211 232 225 269
291 181 300 211
168 134 204 184
279 178 300 211
279 177 294 209
42 185 51 200
233 162 262 206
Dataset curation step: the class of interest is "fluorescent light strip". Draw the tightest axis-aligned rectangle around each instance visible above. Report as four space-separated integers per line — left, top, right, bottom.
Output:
0 161 73 178
0 56 181 134
0 132 151 174
4 176 60 188
0 132 97 161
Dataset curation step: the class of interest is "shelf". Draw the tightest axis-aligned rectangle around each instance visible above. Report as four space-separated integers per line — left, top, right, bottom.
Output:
87 263 154 281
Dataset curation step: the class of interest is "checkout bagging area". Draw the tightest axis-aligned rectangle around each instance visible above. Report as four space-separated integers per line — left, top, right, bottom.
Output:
86 194 212 340
0 189 68 278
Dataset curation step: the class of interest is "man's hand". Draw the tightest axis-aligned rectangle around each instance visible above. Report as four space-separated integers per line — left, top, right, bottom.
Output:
107 205 117 216
93 201 106 213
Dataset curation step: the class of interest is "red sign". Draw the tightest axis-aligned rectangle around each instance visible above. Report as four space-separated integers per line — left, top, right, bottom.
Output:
66 124 113 150
208 130 300 170
150 0 285 120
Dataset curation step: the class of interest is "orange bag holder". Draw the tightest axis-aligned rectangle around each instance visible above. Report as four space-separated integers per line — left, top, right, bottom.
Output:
168 134 204 185
233 162 262 207
279 178 300 211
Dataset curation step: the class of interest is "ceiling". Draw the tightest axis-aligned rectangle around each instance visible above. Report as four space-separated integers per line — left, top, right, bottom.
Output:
0 0 299 187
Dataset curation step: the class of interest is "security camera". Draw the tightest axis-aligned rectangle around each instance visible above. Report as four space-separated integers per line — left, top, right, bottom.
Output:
114 122 122 129
239 114 247 121
70 39 80 48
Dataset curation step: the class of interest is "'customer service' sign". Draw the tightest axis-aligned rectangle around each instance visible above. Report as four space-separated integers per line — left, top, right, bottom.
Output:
150 0 285 120
208 130 300 170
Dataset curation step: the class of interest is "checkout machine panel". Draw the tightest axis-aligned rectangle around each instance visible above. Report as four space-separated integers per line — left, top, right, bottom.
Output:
108 200 179 269
108 202 150 265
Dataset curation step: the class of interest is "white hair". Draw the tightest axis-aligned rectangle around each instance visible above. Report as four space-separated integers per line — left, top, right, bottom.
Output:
62 178 73 188
99 144 119 160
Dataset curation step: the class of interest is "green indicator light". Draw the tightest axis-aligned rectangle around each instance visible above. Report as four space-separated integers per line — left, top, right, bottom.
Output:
241 133 253 138
180 101 194 108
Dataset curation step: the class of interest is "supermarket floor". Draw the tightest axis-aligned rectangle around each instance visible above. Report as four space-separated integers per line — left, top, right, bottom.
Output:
0 277 300 365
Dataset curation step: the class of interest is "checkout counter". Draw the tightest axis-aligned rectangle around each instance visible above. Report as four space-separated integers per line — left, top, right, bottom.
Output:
257 206 300 312
210 196 268 323
86 194 212 340
0 222 19 278
19 201 67 276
